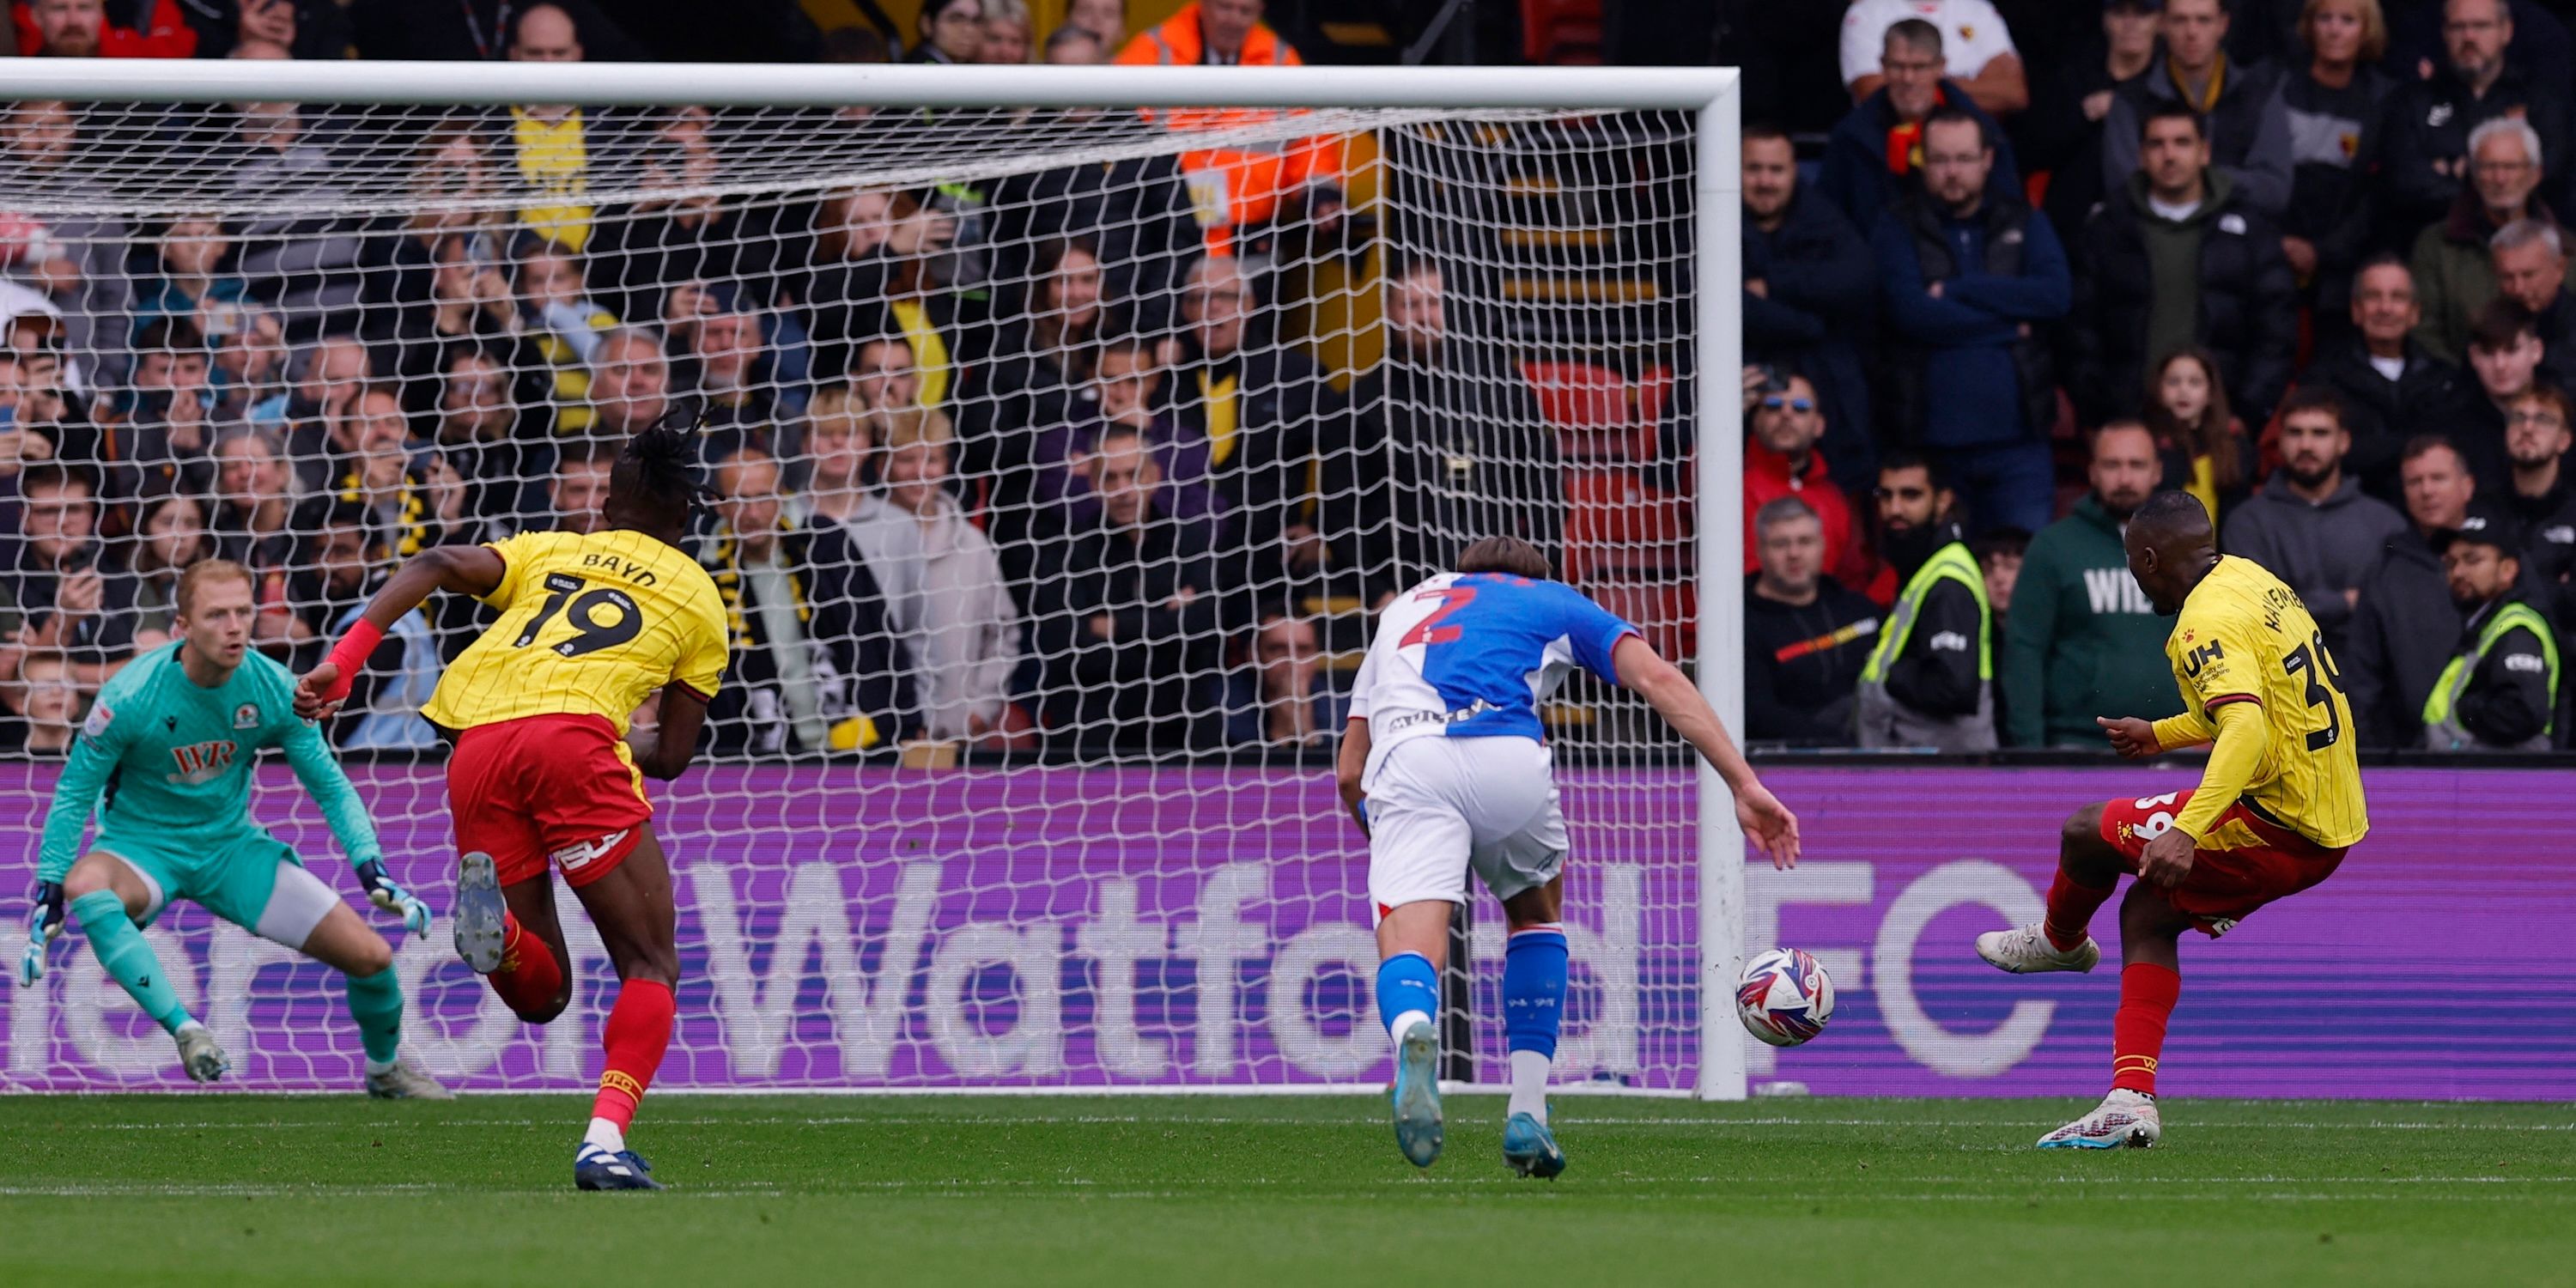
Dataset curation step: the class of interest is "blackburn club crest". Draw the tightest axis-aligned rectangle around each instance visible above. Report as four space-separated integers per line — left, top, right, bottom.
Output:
233 702 261 730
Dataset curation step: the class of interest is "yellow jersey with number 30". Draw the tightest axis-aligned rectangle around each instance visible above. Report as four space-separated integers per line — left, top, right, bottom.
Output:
422 528 729 738
2161 556 2367 848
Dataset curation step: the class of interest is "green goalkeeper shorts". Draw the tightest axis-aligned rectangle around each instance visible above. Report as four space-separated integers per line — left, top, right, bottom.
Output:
88 828 339 947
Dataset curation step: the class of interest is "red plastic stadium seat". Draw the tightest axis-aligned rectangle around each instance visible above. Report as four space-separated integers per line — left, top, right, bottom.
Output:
1563 467 1686 582
1521 0 1603 64
1522 359 1653 461
1586 579 1695 660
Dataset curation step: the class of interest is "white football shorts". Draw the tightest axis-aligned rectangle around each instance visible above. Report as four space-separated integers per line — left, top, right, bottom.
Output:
1364 734 1568 914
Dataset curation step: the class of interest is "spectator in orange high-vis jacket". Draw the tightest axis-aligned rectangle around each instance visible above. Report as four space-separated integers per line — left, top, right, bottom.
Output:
1115 0 1342 256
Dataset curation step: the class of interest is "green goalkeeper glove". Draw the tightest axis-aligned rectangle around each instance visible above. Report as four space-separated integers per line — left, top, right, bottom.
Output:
19 881 63 987
354 862 431 939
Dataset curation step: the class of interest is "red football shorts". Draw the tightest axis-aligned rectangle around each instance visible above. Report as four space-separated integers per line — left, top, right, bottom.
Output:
447 714 651 889
2097 788 2347 936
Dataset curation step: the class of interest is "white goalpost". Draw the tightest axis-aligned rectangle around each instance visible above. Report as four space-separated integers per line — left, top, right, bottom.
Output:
0 59 1744 1098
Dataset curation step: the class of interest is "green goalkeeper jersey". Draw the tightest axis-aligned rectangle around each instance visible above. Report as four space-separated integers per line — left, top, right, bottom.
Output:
37 642 382 884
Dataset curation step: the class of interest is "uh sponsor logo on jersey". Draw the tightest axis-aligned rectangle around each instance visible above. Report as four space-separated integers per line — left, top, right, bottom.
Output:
2183 637 2226 680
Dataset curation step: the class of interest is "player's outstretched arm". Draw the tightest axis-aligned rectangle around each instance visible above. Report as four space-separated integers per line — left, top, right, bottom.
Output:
276 715 429 938
296 544 507 720
1610 635 1801 869
625 683 710 781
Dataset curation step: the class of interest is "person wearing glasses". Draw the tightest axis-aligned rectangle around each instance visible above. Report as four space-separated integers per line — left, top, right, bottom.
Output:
1742 368 1874 598
2490 386 2576 652
2375 0 2576 247
1872 106 2068 540
2409 118 2555 365
1856 449 1997 750
1819 19 2023 235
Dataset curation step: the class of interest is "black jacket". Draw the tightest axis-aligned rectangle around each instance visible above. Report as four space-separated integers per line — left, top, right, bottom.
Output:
2015 33 2121 247
2278 63 2391 315
2445 594 2558 747
2072 172 2300 426
2344 526 2464 747
2372 61 2576 248
698 520 919 757
1744 187 1879 489
1029 506 1227 750
1334 343 1560 606
987 154 1200 338
1744 574 1881 745
2506 479 2576 632
2303 337 2472 504
1165 342 1344 618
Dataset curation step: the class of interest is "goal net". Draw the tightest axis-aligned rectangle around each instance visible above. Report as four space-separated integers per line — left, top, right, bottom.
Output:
0 64 1735 1095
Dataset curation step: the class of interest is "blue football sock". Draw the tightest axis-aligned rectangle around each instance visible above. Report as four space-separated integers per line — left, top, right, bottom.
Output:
1375 951 1439 1045
71 890 195 1036
1504 925 1569 1120
344 966 405 1066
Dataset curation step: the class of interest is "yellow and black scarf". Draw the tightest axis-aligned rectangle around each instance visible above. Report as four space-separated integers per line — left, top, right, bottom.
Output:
704 520 811 655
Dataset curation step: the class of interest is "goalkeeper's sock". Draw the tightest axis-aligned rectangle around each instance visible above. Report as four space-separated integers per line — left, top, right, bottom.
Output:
1503 924 1569 1125
2111 962 2181 1095
2044 869 2117 952
71 890 194 1035
344 965 405 1067
586 978 675 1150
488 912 564 1021
1374 951 1438 1050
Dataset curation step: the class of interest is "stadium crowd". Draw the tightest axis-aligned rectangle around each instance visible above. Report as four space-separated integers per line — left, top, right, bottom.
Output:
0 0 2567 758
1743 0 2572 753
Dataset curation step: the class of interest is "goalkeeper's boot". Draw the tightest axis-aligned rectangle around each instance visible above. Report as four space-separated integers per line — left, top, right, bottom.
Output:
575 1144 665 1191
365 1057 456 1101
2037 1089 2162 1150
1976 922 2100 975
1501 1112 1565 1180
174 1023 229 1084
1389 1018 1443 1170
453 851 508 975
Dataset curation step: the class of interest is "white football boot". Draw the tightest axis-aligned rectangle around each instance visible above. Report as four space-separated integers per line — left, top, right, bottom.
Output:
2037 1089 2162 1150
1976 922 2101 975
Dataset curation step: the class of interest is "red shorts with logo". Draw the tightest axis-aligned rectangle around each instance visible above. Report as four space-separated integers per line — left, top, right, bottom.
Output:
2097 788 2348 935
447 714 651 889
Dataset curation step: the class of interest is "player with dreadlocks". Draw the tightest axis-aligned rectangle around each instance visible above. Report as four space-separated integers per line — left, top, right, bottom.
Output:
299 416 728 1190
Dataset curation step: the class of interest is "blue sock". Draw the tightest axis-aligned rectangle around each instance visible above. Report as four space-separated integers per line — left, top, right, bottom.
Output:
1504 925 1569 1060
345 966 405 1066
1375 951 1439 1044
71 890 195 1036
1504 925 1569 1119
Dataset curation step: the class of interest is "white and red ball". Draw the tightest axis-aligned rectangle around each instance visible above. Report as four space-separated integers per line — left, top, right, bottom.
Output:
1735 947 1834 1048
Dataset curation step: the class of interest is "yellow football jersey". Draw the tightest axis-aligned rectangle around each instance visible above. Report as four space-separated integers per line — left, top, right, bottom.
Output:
422 529 728 738
2160 556 2368 849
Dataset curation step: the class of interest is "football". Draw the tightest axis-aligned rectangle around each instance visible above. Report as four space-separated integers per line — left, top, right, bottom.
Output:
1736 947 1835 1048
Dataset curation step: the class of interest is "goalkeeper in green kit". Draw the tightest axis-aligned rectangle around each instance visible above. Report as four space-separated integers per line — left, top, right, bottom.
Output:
18 560 451 1097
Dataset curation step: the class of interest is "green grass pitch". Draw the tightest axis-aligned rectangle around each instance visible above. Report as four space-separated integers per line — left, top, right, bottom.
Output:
0 1095 2566 1287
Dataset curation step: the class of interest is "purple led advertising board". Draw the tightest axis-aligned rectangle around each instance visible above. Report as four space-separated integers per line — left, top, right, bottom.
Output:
2 763 2567 1099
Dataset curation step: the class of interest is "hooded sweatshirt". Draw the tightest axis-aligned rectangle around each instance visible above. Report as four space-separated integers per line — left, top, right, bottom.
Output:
2221 469 2410 659
2002 494 2187 747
